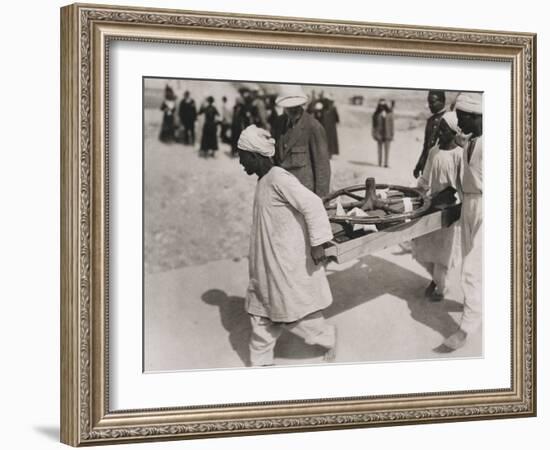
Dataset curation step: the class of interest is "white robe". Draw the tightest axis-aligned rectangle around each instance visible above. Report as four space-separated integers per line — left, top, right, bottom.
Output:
459 137 483 333
413 144 463 268
246 167 334 322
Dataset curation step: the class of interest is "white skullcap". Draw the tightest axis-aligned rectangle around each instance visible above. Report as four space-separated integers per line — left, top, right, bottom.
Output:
237 125 275 157
455 92 482 114
441 111 459 133
275 85 308 108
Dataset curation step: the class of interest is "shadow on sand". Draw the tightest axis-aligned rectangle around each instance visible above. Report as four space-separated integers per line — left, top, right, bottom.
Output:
325 255 463 337
201 289 250 366
201 255 464 364
276 255 463 361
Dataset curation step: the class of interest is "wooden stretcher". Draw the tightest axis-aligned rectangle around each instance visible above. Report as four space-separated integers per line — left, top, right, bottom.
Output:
324 204 461 264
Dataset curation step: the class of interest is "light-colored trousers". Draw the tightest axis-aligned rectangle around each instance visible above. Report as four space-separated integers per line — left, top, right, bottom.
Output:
249 311 335 366
459 193 483 334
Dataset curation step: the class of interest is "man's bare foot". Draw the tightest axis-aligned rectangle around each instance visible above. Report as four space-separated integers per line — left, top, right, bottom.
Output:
442 328 468 351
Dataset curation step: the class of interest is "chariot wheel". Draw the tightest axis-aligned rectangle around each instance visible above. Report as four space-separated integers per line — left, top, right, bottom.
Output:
323 177 431 226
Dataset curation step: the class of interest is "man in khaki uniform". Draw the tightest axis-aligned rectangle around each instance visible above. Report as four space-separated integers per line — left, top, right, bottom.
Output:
272 86 331 198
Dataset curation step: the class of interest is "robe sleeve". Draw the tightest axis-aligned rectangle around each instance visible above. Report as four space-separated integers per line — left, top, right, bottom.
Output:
272 171 333 247
455 147 465 202
417 145 436 195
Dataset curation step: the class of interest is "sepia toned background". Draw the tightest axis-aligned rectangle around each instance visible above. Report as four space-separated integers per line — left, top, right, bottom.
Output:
142 78 480 371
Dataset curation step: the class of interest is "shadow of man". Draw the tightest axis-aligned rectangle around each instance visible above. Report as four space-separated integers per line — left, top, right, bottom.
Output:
325 255 464 340
201 289 251 366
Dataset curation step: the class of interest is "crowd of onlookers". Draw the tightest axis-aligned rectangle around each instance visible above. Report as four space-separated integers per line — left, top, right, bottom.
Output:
158 84 343 159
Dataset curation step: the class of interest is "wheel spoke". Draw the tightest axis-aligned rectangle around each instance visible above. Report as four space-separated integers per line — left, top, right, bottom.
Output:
341 189 364 201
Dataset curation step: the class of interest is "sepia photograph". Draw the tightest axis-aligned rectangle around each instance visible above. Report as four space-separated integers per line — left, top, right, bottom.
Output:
142 78 483 372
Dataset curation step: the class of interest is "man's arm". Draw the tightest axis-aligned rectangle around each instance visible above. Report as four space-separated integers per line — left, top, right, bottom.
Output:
272 171 333 251
413 119 432 178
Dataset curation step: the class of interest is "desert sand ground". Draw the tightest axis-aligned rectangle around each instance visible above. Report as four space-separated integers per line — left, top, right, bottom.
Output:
143 80 481 371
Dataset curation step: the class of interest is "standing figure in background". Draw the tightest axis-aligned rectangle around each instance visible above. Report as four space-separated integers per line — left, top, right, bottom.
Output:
231 87 258 157
321 94 340 159
272 86 331 198
412 111 463 302
178 90 197 145
159 85 177 143
308 90 325 114
312 100 324 123
265 94 279 131
371 98 395 168
251 87 268 130
307 89 317 113
443 93 483 351
220 96 233 145
198 96 220 158
413 90 447 178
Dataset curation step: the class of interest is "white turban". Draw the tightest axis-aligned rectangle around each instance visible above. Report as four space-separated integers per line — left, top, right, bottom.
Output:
455 92 482 114
237 125 275 157
441 111 459 133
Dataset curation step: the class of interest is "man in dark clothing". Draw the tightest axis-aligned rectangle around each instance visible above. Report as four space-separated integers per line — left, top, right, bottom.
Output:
159 85 177 143
178 90 197 145
413 90 447 178
250 87 268 130
321 95 340 158
272 88 331 198
231 88 258 157
220 96 233 144
198 96 219 158
265 94 279 131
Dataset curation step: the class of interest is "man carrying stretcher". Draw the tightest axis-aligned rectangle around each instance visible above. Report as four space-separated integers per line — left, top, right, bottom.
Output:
237 124 337 366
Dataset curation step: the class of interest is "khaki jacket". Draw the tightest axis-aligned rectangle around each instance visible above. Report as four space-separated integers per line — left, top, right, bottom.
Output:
272 111 331 198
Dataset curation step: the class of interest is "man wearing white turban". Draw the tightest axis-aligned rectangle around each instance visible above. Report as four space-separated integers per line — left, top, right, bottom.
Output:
412 111 464 303
443 92 483 351
237 125 276 157
237 125 337 366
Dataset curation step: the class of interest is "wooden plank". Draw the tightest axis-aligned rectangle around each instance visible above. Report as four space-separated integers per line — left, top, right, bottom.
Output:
325 205 460 264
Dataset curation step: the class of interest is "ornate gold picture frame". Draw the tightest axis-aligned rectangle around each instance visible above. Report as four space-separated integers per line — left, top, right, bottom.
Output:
60 2 536 446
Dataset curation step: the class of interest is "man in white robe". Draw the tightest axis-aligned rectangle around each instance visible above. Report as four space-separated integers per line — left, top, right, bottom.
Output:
443 93 483 351
237 125 337 366
412 111 463 302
